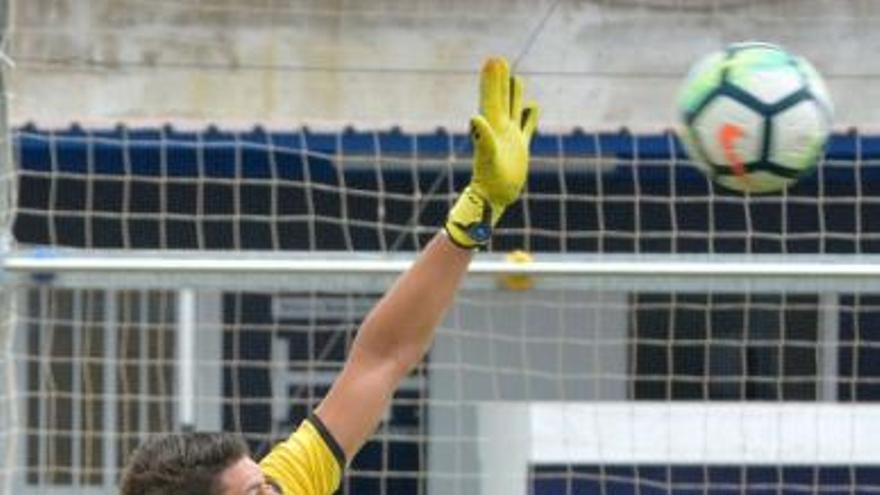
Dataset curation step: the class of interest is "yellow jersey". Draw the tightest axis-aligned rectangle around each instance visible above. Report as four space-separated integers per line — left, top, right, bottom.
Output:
260 414 345 495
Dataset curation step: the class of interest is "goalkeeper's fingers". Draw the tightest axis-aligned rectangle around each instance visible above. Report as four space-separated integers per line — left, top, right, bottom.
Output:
479 57 511 131
521 101 540 144
510 75 525 121
469 115 497 161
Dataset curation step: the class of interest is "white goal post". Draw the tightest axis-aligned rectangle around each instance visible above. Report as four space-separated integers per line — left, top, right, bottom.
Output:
7 251 880 290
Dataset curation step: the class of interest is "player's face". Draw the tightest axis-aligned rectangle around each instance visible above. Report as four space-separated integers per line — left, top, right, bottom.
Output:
219 456 282 495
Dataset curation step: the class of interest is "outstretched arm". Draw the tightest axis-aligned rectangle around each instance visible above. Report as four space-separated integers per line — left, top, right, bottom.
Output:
315 56 540 461
315 232 471 459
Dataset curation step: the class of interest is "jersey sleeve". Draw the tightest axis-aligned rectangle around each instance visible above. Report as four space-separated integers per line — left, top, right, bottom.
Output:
259 413 346 495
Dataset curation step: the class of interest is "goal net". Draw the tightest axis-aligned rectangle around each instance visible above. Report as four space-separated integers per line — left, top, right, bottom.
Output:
3 125 880 495
3 1 880 495
4 255 880 495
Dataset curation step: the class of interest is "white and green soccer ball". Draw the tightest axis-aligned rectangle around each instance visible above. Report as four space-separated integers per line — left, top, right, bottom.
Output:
677 42 833 194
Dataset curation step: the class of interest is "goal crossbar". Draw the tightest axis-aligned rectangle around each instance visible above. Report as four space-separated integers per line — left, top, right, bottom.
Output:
4 250 880 292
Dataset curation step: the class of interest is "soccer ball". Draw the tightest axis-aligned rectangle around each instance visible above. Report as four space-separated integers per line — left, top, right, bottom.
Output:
677 42 833 194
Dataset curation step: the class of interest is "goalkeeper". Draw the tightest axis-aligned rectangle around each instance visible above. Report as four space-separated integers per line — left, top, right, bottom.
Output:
119 56 539 495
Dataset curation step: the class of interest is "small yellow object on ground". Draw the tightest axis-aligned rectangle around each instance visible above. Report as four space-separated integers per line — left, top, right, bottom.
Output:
499 249 534 291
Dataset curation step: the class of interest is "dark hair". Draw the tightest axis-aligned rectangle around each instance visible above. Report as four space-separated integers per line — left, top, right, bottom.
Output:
119 432 249 495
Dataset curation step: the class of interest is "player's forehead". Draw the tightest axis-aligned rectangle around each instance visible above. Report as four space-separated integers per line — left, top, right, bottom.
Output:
219 456 281 495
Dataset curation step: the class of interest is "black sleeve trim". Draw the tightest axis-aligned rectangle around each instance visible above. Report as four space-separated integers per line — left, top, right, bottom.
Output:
307 412 347 471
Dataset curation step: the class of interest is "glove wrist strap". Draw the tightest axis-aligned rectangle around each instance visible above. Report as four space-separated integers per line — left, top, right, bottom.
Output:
444 186 496 248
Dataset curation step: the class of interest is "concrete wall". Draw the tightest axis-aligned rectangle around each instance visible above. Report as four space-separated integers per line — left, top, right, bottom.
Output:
6 0 880 131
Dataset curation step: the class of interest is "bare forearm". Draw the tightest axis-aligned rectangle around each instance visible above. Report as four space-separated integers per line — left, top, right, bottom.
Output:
315 232 472 459
352 232 472 375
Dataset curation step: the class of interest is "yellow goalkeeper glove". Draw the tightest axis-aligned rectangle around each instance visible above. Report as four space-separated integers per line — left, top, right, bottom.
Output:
444 56 540 249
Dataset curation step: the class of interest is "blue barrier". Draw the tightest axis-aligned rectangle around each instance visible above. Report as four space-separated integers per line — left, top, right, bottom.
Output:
13 125 880 253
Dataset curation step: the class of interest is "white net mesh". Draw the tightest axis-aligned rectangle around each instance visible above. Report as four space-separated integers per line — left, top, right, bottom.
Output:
8 126 880 255
4 274 880 495
7 120 879 494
